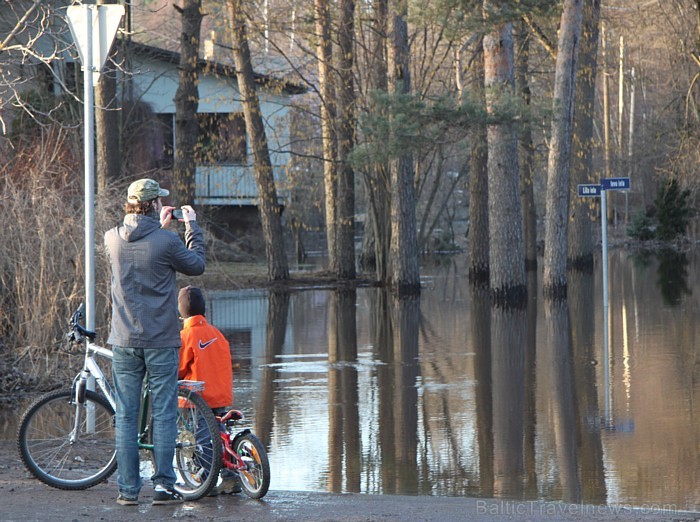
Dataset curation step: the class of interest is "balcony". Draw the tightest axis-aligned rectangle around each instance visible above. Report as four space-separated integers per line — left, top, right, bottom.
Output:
195 164 289 206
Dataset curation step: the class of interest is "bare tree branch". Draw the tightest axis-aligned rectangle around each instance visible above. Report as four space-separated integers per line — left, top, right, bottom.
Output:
521 13 556 60
0 0 42 53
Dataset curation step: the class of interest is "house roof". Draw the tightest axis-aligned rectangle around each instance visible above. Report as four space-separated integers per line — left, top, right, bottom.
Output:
129 40 306 95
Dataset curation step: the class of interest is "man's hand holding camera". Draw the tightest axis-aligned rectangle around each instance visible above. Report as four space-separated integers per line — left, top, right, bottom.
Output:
160 205 197 228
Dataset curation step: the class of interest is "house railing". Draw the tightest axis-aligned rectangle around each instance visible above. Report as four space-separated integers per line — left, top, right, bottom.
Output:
195 164 289 206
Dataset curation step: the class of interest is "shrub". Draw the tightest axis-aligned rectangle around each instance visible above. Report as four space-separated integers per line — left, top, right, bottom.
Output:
627 210 655 241
0 125 119 388
654 178 691 241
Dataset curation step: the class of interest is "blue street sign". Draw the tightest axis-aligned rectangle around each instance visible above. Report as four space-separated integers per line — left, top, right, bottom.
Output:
601 177 630 190
578 184 601 197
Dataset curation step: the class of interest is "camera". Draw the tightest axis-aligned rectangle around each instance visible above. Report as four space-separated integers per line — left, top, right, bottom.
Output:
172 209 184 220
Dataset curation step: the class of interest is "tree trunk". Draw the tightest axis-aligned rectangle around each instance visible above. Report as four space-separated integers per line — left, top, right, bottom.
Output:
361 164 390 281
388 0 420 295
568 0 601 269
314 0 338 273
543 0 584 298
95 59 120 192
95 0 120 194
468 45 489 285
482 4 525 305
336 0 357 279
173 0 201 204
359 204 376 272
359 0 389 279
227 0 289 280
95 0 121 192
515 23 537 271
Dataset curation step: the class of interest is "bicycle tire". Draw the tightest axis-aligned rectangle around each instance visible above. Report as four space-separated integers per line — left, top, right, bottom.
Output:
17 388 117 490
233 432 270 499
170 389 222 500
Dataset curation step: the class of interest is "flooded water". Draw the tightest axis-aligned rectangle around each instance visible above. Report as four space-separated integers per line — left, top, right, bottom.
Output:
3 248 699 511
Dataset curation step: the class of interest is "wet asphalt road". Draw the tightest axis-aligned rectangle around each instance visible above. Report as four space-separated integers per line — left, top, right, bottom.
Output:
2 478 698 522
1 441 697 522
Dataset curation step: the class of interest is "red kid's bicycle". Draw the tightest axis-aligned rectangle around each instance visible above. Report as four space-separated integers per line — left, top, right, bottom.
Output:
215 409 270 499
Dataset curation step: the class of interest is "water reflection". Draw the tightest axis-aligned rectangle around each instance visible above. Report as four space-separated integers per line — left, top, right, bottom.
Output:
4 252 699 511
224 257 698 511
523 270 538 499
255 291 289 448
568 269 606 505
629 249 691 306
470 284 492 498
543 298 581 503
327 289 360 492
491 304 526 498
387 295 420 495
656 249 691 306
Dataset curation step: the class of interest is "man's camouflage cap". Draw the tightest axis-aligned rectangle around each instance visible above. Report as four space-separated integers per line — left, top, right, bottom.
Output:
127 178 169 202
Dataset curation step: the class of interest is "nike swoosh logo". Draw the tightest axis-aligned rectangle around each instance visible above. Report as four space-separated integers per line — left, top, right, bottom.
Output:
198 338 218 350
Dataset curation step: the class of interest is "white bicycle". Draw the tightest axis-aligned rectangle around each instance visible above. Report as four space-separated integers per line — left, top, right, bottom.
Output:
16 304 222 499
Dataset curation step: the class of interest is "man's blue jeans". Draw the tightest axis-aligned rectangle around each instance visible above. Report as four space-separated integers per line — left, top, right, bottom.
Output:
112 346 179 498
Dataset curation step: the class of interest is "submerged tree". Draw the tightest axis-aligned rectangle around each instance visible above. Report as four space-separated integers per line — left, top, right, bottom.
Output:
388 0 420 295
515 22 537 272
568 0 601 270
543 0 584 298
482 1 525 304
314 0 338 274
468 45 490 285
336 0 357 280
359 0 390 282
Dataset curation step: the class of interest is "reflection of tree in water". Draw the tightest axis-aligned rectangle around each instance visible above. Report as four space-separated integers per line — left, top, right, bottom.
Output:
628 249 653 270
543 298 581 503
568 268 607 505
256 291 290 448
491 304 526 498
372 291 421 495
328 289 360 493
656 249 691 306
470 284 493 498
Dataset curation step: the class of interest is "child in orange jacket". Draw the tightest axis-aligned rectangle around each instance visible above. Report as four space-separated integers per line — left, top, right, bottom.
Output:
177 285 240 495
178 285 232 410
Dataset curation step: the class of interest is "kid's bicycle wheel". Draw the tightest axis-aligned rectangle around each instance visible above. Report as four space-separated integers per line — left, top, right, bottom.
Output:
17 388 117 490
171 389 222 500
233 432 270 499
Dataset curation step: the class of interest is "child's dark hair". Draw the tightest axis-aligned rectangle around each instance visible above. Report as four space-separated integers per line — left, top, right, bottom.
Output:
178 286 206 317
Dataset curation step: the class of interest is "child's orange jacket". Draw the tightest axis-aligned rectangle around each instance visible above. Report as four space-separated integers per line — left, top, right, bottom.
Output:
178 315 233 409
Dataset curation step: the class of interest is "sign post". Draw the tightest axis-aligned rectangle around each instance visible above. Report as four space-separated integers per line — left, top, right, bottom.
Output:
599 177 630 428
599 180 630 331
578 178 630 427
66 5 124 331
